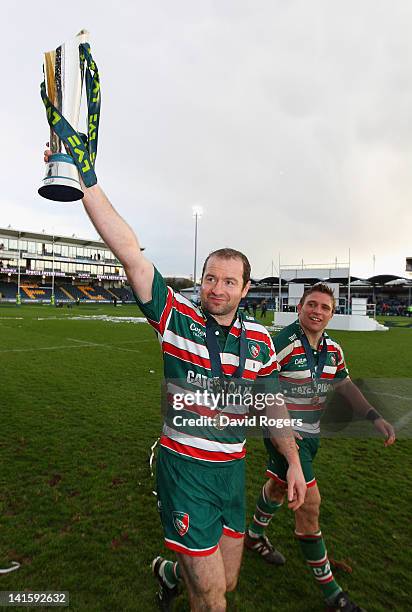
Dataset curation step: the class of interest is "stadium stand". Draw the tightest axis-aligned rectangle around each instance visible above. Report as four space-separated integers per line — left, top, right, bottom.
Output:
109 287 134 302
21 283 57 300
0 279 132 304
53 286 72 302
77 286 104 301
58 285 76 301
0 281 18 299
0 227 131 304
1 227 410 308
58 284 111 301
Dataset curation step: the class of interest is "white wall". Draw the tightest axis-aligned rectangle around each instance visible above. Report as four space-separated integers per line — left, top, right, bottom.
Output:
273 311 388 332
352 297 367 316
288 283 305 306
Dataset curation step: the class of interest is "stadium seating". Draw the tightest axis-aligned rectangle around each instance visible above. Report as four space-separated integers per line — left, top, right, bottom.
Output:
58 284 114 302
20 283 50 300
109 287 134 302
0 280 133 303
0 281 18 299
54 286 72 302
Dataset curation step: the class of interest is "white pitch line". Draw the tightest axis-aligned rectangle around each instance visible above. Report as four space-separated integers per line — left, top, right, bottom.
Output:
0 338 153 354
370 391 412 402
67 337 153 352
67 337 152 346
368 390 412 430
66 338 106 347
112 346 141 353
0 345 97 353
36 315 148 324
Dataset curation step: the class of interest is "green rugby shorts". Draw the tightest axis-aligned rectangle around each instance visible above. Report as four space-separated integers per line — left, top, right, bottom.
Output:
156 448 245 556
264 436 320 489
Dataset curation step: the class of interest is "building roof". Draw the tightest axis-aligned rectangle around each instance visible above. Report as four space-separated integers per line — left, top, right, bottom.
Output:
367 274 405 284
0 227 106 249
258 276 288 285
288 277 322 284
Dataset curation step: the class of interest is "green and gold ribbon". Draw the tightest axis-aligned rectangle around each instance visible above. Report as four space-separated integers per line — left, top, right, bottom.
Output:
40 43 100 188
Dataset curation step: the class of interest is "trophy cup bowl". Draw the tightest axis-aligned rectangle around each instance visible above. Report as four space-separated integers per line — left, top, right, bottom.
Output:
38 30 90 202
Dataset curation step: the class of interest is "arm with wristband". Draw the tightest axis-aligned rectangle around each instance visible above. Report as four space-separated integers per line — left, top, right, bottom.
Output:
335 377 396 446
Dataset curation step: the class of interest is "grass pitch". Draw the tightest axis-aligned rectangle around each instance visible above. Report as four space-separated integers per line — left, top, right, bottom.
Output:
0 304 410 611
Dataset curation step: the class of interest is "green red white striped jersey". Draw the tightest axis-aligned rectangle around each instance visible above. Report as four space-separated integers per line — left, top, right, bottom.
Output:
135 267 279 464
274 320 348 436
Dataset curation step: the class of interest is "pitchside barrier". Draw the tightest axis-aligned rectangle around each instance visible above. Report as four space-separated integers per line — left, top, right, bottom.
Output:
273 311 388 332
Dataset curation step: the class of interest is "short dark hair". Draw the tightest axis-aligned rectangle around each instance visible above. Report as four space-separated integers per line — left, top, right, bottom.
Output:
299 282 336 312
201 248 251 288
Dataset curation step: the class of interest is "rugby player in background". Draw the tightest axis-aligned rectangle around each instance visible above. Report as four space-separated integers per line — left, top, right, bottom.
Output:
245 283 395 612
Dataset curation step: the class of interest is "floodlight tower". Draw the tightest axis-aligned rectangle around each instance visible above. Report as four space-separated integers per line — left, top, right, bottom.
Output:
17 233 21 305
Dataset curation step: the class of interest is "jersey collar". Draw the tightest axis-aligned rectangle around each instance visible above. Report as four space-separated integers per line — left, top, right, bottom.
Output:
200 305 243 332
295 319 329 346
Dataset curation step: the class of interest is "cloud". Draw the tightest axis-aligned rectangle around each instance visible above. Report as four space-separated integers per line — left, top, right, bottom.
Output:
1 1 411 279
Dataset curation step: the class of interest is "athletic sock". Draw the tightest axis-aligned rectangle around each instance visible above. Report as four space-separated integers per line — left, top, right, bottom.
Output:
159 560 181 588
248 485 283 537
295 531 342 602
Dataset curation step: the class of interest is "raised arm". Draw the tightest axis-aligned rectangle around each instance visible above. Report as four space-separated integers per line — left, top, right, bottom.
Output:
81 184 153 303
44 149 153 303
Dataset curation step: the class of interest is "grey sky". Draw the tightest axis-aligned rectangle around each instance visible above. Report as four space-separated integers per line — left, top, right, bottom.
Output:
2 0 411 279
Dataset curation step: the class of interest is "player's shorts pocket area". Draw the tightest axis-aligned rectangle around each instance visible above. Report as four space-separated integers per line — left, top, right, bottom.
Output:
156 449 245 556
264 437 320 488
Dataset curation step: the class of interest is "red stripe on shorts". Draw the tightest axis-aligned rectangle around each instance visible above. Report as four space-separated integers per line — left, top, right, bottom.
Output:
165 539 219 556
223 526 244 539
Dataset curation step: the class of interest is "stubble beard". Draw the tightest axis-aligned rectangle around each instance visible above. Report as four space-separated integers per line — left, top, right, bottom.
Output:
201 296 236 318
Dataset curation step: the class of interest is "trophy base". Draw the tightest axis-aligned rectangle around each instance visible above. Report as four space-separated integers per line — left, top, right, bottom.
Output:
38 154 84 202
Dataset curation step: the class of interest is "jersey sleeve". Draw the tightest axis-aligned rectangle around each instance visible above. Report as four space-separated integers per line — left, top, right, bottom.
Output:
335 344 349 380
273 334 294 372
256 333 281 393
133 266 174 337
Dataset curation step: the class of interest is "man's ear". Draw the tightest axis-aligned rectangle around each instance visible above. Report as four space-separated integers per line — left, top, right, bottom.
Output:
297 303 302 314
241 280 251 298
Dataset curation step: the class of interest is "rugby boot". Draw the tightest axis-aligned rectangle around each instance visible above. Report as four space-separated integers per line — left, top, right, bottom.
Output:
244 532 286 565
326 590 366 612
151 556 179 611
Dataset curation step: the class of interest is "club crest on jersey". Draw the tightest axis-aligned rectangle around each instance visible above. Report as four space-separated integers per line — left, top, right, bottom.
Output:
173 511 189 536
248 341 260 359
330 355 337 366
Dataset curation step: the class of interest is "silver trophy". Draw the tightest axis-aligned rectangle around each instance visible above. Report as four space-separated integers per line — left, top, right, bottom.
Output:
38 30 90 202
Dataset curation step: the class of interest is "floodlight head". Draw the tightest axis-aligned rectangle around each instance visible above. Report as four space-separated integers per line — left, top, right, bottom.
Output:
192 205 203 218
